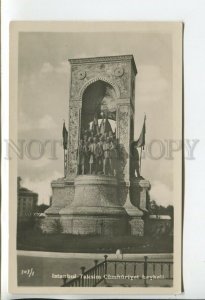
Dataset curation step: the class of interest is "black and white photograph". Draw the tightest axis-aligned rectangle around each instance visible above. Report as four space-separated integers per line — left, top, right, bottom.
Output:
8 22 182 294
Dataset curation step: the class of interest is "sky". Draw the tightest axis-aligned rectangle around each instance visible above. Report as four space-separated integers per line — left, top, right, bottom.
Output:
18 31 174 206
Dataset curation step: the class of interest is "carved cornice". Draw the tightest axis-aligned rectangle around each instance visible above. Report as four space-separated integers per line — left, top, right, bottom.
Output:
69 55 137 75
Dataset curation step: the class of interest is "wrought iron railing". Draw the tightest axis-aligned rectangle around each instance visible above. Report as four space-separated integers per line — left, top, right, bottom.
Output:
62 255 173 287
62 256 108 287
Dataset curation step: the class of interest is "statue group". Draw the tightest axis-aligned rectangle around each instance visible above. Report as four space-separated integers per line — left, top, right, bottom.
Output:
77 113 119 176
77 112 141 178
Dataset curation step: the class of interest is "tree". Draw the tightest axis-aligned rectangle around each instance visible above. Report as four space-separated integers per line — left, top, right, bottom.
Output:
166 205 174 219
35 204 49 213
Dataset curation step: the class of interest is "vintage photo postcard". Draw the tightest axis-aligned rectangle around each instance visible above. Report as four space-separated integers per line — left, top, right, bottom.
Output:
9 21 183 295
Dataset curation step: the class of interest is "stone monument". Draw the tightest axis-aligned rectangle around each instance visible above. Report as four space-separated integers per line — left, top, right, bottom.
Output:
44 55 150 236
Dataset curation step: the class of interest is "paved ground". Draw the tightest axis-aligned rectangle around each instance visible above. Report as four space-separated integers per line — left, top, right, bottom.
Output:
17 256 94 286
17 251 173 287
99 279 173 287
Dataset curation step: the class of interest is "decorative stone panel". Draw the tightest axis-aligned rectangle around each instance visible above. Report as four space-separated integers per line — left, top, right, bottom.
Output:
69 55 137 101
67 107 80 177
118 105 130 180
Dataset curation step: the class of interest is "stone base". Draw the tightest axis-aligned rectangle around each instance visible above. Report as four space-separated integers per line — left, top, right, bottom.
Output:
44 178 74 217
130 178 151 212
43 175 150 237
60 215 128 236
40 215 62 233
59 175 128 236
129 217 144 236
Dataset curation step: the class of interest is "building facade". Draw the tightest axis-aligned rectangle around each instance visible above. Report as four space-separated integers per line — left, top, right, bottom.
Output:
17 177 38 222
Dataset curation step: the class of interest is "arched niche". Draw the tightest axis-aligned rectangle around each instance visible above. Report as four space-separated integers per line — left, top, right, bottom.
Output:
80 79 118 136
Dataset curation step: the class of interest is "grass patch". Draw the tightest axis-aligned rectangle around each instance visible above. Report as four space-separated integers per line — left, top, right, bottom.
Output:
17 229 173 253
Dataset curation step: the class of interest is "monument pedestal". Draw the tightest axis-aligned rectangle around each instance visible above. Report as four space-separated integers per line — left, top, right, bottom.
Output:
43 55 151 237
43 176 150 236
42 178 74 233
121 178 151 236
59 175 128 236
123 187 144 236
130 178 151 212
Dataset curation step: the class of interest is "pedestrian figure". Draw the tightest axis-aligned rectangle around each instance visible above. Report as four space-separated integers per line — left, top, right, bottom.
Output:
116 249 123 260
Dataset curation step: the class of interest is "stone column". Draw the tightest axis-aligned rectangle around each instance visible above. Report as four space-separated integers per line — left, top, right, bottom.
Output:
117 103 130 181
67 102 81 179
117 103 142 216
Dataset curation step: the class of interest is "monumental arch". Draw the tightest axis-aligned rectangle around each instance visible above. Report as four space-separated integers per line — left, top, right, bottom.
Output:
44 55 150 236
